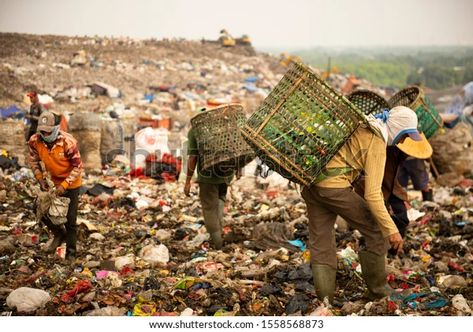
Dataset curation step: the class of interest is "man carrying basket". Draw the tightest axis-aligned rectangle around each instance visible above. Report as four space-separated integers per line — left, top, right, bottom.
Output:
303 106 432 302
184 123 235 250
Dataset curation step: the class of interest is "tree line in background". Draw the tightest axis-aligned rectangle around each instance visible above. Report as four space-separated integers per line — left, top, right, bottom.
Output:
295 47 473 90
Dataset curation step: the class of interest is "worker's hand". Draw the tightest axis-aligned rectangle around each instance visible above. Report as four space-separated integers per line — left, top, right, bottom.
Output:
38 179 49 192
184 179 192 196
55 185 66 196
388 232 404 255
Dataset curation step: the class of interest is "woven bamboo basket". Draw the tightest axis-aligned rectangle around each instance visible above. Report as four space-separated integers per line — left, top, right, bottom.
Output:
241 61 366 186
388 86 442 139
347 90 389 116
190 103 255 173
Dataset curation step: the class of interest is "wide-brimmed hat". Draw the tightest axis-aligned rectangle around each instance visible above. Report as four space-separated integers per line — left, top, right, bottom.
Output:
37 112 56 132
396 132 433 159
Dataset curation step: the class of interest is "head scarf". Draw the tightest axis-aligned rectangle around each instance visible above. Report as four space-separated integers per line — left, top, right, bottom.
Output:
368 106 419 146
445 81 473 129
40 125 60 143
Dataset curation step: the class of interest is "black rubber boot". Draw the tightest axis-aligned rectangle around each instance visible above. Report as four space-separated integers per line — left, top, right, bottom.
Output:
65 229 77 260
422 189 433 202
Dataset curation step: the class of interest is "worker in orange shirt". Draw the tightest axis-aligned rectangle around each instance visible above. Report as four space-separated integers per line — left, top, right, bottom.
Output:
28 111 83 260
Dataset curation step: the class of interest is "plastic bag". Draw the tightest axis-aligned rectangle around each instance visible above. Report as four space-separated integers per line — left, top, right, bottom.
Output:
139 244 169 265
6 287 51 312
36 191 70 225
48 196 70 225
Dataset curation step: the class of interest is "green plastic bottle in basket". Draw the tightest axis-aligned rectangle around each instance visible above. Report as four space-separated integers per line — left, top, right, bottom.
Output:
241 61 366 186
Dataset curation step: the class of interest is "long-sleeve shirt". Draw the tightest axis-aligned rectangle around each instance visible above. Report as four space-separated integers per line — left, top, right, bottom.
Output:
315 125 399 237
353 146 408 202
28 131 83 189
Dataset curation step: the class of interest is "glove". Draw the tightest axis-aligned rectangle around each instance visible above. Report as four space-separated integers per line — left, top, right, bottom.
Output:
55 185 66 196
38 179 49 192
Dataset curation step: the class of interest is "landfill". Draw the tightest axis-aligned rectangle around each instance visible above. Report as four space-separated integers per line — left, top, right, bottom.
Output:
0 33 472 316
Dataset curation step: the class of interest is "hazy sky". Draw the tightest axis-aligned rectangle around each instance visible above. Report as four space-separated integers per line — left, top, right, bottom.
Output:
1 0 472 49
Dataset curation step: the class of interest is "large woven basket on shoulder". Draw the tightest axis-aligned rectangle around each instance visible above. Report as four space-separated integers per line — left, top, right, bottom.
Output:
388 86 442 139
347 90 389 116
241 61 366 186
190 103 254 172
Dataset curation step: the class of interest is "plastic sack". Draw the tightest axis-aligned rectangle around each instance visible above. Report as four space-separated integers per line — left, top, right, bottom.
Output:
6 287 51 312
36 191 70 225
134 127 170 168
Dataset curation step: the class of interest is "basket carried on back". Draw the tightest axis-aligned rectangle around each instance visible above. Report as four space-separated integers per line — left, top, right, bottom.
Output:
388 86 442 139
241 61 366 186
190 103 255 172
347 90 389 116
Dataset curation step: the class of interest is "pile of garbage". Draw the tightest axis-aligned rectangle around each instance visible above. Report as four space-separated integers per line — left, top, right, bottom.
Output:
0 164 471 316
0 33 471 316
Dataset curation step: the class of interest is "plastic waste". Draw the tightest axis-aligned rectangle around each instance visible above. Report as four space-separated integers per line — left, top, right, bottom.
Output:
287 239 306 251
139 244 169 265
186 233 209 248
174 276 198 290
451 294 472 314
438 275 468 289
180 308 194 316
86 306 127 316
337 246 359 269
134 127 170 168
60 280 93 303
6 287 51 312
309 303 333 316
114 254 136 270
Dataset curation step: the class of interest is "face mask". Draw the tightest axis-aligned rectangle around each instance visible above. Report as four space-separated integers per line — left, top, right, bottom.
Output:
41 126 60 143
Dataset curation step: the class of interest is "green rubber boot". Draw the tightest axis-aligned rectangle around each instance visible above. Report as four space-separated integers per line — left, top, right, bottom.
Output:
209 231 223 250
312 264 336 303
359 250 394 300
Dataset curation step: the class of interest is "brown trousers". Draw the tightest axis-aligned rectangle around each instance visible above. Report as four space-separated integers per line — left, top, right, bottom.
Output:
198 183 227 234
302 186 389 269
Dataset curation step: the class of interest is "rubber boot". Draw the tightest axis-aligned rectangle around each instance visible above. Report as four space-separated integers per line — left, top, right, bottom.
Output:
65 230 77 260
311 264 336 303
218 199 225 228
209 231 223 250
422 189 433 202
65 248 76 261
359 251 394 300
41 215 66 253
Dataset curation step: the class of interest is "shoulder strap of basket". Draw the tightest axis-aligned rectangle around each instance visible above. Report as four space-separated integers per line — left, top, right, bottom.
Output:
312 133 359 184
313 166 354 183
312 124 375 184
